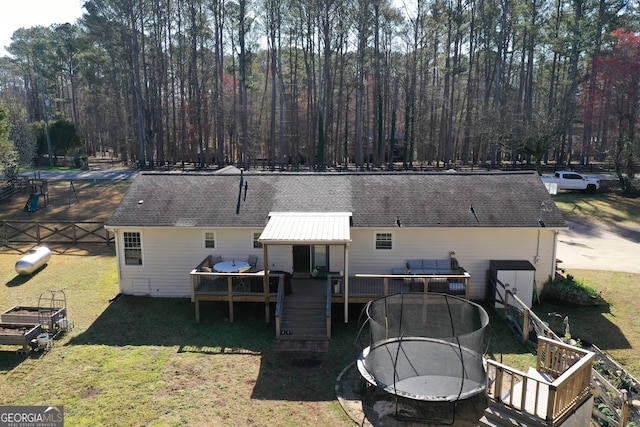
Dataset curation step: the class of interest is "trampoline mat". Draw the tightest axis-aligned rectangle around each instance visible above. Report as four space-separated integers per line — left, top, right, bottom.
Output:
391 375 484 401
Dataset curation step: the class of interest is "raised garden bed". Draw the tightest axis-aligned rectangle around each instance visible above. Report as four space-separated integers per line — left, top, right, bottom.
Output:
1 306 66 329
0 323 42 348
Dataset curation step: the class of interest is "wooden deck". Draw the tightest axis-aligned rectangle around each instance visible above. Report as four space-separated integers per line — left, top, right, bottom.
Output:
482 337 595 426
190 255 471 325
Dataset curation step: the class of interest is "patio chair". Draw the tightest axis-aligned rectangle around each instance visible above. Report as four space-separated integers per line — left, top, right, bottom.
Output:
247 255 258 271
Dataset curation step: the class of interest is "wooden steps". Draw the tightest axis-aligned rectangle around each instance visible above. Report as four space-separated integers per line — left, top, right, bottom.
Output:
479 368 552 427
478 405 547 427
278 280 328 341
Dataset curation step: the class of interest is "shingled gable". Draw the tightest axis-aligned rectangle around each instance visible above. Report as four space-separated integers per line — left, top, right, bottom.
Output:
106 171 566 229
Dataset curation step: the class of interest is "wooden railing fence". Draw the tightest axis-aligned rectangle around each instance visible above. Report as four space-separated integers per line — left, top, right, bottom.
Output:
0 176 29 201
0 220 113 246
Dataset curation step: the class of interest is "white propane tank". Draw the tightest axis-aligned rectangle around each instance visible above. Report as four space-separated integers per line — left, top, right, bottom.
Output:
15 246 52 275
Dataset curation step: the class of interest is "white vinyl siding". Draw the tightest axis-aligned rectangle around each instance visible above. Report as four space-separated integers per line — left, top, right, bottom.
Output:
116 226 558 302
118 228 267 297
349 227 557 301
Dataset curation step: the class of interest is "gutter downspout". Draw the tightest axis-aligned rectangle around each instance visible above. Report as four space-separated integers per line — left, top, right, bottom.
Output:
552 230 560 279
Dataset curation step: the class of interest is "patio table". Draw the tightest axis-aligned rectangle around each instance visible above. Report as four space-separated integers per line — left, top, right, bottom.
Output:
214 260 251 273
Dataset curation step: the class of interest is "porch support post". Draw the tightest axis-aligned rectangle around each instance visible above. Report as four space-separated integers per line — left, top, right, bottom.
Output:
263 244 270 322
344 243 349 323
227 276 234 322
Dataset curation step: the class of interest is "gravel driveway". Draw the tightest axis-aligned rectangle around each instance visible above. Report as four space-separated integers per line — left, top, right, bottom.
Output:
556 218 640 274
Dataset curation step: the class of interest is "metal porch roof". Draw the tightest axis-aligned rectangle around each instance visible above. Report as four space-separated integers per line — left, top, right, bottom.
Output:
259 212 352 244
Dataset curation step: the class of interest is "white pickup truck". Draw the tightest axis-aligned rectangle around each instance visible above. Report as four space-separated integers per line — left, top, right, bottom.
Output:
540 171 600 193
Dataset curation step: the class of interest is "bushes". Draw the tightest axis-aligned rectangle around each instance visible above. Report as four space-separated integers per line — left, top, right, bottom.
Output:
542 274 606 307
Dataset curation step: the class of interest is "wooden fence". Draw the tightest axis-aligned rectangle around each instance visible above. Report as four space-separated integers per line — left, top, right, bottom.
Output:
0 176 29 201
0 220 113 246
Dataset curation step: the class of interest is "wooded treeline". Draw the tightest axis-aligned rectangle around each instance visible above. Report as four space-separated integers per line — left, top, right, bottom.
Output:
0 0 638 182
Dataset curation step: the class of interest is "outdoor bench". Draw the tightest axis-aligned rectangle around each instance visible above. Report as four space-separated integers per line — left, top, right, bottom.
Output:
401 259 457 275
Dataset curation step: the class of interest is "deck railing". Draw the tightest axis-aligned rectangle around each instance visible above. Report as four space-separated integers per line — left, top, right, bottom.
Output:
274 277 285 338
488 287 635 427
485 336 594 424
346 272 470 301
190 255 279 322
325 278 332 339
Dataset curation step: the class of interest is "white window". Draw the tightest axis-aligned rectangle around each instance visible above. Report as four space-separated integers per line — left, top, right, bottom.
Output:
123 231 143 265
204 231 216 249
252 231 263 249
375 232 393 250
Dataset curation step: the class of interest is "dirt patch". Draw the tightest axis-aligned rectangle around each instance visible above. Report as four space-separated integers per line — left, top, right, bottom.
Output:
0 180 130 222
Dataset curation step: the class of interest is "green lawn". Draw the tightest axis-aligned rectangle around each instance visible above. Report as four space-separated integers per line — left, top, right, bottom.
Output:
534 269 640 378
543 190 640 378
553 191 640 232
0 246 356 425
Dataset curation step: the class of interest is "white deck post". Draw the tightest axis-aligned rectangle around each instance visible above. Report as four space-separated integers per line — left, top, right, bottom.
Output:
263 244 270 322
344 244 349 323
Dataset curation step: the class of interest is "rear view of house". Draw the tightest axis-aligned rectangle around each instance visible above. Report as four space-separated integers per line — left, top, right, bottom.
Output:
105 170 566 321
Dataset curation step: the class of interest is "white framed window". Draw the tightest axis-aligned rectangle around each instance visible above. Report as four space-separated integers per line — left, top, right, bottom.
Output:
123 231 143 265
252 231 263 249
204 231 216 249
374 232 393 250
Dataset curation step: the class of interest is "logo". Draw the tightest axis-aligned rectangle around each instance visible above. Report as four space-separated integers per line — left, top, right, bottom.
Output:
0 406 64 427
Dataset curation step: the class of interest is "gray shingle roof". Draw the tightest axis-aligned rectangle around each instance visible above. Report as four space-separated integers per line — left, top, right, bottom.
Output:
106 171 566 229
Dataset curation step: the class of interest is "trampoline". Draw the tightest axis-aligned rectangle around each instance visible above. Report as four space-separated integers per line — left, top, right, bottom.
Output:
357 293 489 408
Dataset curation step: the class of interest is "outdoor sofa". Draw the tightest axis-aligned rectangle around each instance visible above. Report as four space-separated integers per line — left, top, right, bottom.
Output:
391 259 466 296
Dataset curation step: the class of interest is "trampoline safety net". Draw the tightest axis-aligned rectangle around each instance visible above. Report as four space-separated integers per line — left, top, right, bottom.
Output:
357 293 490 402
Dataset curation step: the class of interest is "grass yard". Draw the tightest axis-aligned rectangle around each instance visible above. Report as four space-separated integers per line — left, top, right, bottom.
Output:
0 246 358 426
542 190 640 379
534 269 640 378
553 190 640 241
8 246 639 426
